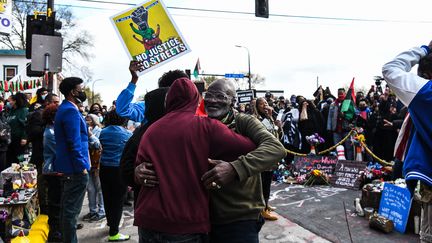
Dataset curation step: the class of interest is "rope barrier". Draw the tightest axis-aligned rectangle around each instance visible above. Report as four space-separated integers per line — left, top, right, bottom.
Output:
284 129 393 167
318 130 355 155
360 141 393 166
284 129 354 156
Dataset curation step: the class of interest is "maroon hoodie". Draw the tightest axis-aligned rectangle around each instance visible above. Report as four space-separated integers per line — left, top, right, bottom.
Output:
134 78 256 234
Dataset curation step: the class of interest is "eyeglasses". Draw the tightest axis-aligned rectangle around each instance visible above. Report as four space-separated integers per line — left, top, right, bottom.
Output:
204 92 232 102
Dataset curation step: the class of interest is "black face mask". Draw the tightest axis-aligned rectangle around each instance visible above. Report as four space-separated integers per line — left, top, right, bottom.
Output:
74 90 87 103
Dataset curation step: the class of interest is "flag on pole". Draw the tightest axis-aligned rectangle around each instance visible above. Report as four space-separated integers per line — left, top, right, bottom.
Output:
193 58 201 79
341 77 356 120
4 80 8 92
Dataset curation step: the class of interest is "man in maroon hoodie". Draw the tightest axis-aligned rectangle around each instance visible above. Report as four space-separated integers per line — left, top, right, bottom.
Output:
134 78 256 242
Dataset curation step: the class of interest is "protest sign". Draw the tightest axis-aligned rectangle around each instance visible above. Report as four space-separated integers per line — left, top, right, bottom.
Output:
0 0 12 35
330 160 368 190
378 183 412 233
111 0 191 75
293 155 338 176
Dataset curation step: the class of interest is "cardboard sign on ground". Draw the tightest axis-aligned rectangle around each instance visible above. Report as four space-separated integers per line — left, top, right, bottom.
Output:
293 155 338 176
378 183 412 233
330 160 368 190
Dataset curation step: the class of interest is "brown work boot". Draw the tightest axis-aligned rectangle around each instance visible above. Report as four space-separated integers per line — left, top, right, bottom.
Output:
261 209 278 221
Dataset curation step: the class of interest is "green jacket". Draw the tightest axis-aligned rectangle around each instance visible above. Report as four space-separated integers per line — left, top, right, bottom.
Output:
210 113 286 224
7 107 28 141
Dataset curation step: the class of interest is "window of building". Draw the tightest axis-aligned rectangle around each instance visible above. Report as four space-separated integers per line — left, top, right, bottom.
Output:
3 66 17 81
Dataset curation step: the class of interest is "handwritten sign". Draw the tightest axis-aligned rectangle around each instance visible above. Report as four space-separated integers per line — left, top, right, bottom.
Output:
293 155 337 176
236 90 254 104
0 0 12 35
378 183 412 233
330 160 367 190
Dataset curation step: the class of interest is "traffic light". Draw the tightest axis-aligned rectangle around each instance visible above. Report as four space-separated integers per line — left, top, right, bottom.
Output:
255 0 269 18
26 15 47 59
25 13 62 59
26 62 44 77
46 12 62 36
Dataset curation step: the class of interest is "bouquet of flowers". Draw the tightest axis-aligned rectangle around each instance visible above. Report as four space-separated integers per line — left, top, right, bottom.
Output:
361 162 392 185
305 133 325 155
303 169 330 186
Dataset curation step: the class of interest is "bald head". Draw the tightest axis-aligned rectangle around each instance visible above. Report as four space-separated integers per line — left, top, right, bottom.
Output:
204 79 237 120
207 79 236 97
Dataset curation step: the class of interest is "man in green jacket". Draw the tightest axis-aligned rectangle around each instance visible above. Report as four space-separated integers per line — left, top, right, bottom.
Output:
136 79 286 243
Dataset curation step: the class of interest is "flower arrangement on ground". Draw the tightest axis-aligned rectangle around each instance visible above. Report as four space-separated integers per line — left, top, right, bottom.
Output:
303 169 330 186
305 133 325 155
361 162 392 185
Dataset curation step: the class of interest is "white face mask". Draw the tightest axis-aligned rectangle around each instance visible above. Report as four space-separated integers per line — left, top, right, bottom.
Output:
99 116 104 123
41 94 48 100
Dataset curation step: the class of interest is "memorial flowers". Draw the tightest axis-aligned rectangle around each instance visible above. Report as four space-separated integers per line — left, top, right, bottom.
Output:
303 169 330 186
306 133 325 155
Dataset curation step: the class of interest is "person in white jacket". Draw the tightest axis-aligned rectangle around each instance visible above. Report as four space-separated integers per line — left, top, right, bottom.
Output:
382 42 432 243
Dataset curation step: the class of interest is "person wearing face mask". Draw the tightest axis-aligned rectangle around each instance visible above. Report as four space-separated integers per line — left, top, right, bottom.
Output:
5 93 29 166
54 77 90 243
29 87 48 112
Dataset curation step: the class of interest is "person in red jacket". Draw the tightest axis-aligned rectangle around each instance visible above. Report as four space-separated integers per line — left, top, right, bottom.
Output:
134 78 256 242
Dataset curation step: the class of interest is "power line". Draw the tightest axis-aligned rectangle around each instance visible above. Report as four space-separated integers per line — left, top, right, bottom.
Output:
14 0 432 23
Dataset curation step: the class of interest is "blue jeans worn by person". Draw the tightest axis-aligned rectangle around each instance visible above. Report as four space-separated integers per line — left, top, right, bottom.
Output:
87 168 105 217
210 217 265 243
333 131 353 160
61 173 89 243
138 228 207 243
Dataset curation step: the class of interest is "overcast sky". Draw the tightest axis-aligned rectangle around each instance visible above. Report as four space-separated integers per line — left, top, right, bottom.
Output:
58 0 432 104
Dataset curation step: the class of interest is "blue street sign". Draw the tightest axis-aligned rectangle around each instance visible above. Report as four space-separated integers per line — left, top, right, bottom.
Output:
224 73 245 78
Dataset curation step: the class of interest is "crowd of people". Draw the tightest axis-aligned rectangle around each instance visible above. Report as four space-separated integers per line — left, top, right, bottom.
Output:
0 42 431 243
236 81 405 165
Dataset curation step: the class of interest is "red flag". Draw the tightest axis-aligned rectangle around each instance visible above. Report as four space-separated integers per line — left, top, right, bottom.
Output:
4 80 8 92
195 99 207 117
348 77 356 105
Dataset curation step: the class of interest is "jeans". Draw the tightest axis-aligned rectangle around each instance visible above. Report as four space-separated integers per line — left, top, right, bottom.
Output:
138 228 208 243
61 173 89 243
210 217 265 243
87 168 105 216
46 175 62 235
333 131 353 160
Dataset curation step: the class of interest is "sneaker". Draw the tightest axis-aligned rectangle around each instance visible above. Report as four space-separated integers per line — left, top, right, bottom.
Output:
82 212 95 221
108 233 130 242
89 214 106 222
261 209 278 221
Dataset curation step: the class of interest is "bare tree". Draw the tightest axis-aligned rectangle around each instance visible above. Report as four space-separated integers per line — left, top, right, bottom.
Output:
0 1 94 77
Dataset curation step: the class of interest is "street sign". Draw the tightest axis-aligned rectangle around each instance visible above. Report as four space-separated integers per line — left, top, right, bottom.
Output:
236 89 255 104
225 73 244 79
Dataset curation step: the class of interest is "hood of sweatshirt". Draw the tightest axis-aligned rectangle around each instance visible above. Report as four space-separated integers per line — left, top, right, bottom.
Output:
165 78 199 114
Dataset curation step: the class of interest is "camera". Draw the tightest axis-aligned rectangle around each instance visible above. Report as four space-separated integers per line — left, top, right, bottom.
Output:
373 76 385 95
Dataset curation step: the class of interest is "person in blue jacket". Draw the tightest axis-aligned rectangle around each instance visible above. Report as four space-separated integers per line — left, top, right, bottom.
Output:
98 110 132 241
115 61 188 123
54 77 90 243
382 41 432 243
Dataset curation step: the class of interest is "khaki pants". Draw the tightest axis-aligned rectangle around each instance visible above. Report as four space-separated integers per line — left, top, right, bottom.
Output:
420 183 432 243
